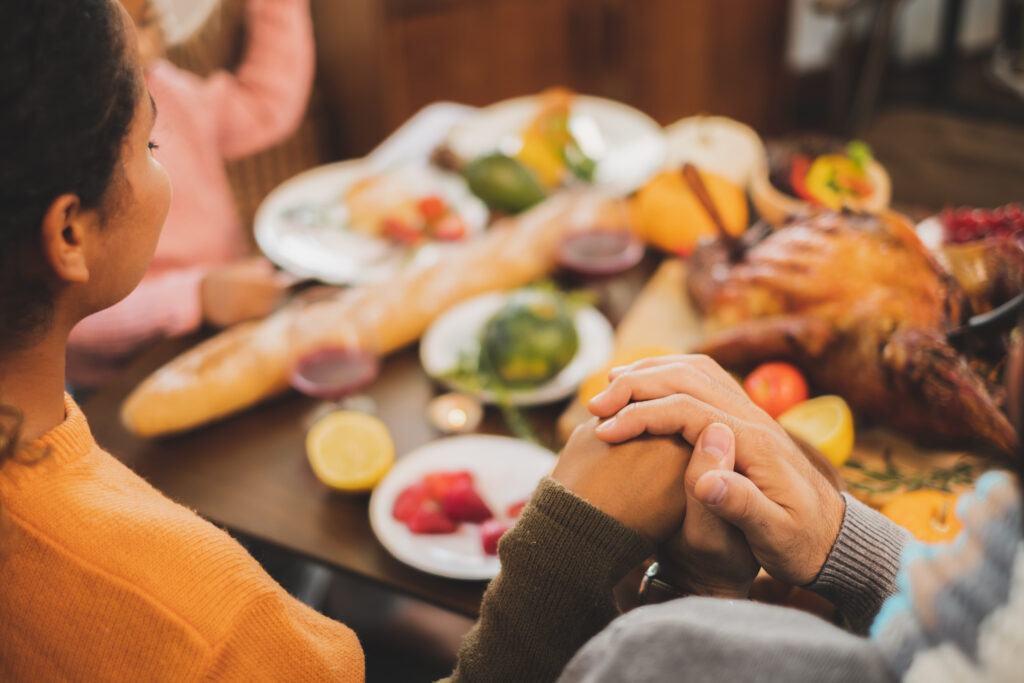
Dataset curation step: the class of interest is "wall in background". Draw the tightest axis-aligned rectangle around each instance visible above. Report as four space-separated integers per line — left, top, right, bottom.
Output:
155 0 218 44
786 0 1002 73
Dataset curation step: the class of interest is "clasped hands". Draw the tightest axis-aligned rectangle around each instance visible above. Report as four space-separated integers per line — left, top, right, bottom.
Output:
552 355 846 599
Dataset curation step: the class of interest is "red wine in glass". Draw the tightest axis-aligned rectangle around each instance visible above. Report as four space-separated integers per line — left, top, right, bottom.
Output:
289 347 380 401
557 230 645 276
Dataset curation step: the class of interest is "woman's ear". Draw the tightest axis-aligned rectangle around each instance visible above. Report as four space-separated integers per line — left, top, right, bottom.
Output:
39 194 92 284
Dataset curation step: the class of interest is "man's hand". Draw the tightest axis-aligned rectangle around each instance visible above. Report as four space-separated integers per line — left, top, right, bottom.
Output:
588 355 844 587
658 422 759 598
553 418 692 544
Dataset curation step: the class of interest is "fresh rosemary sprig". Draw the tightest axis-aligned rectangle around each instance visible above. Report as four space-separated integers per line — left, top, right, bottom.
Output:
843 448 975 494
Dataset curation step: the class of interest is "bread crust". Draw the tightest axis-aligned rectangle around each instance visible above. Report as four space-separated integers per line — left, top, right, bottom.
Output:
121 194 591 436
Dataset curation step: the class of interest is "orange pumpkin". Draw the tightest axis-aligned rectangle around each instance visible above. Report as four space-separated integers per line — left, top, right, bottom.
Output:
880 490 962 543
629 168 747 255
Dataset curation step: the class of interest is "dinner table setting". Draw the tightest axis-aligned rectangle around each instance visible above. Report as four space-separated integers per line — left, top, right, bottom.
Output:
82 87 1024 617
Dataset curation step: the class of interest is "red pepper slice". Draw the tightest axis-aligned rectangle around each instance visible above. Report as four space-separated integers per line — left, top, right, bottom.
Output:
842 174 873 198
417 195 447 222
789 155 816 203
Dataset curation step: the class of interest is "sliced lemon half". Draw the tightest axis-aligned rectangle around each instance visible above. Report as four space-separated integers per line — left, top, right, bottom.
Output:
306 411 395 492
777 395 855 467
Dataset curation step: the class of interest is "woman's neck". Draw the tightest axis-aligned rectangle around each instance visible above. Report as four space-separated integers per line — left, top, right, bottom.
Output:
0 331 69 443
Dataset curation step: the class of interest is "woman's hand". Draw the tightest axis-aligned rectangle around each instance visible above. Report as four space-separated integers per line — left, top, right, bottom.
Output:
553 418 693 544
657 422 759 598
588 355 844 587
201 257 294 328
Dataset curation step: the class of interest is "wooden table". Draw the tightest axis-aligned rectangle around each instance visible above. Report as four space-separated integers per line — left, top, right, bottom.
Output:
83 341 501 617
81 261 655 618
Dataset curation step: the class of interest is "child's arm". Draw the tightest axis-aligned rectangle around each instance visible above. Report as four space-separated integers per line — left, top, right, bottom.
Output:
202 0 315 160
69 259 289 355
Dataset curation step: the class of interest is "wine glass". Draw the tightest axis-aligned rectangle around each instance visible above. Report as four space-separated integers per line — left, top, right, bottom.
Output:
557 195 644 321
285 288 380 425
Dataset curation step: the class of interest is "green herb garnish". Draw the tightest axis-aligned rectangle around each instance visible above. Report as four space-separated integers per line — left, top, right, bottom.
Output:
846 140 873 172
843 449 974 495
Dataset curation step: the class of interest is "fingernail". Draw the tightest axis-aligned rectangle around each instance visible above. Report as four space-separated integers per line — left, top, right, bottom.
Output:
595 418 616 432
702 423 732 460
702 475 727 505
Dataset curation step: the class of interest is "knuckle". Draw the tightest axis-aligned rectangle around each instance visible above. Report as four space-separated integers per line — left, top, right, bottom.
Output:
570 417 600 442
667 392 692 406
683 466 703 490
605 374 628 396
665 394 693 415
742 425 777 456
735 487 756 521
616 402 639 422
688 353 715 368
689 354 726 379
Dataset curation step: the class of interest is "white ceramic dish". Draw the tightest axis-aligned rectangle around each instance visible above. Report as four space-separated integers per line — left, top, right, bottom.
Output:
419 292 615 406
368 435 556 580
445 94 666 195
255 161 488 285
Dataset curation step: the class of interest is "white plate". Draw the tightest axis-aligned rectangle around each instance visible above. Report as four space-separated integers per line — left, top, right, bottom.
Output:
369 435 556 580
446 95 666 195
255 161 489 285
420 292 615 406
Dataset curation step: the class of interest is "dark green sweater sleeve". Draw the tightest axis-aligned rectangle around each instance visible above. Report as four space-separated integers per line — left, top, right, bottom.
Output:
441 477 654 683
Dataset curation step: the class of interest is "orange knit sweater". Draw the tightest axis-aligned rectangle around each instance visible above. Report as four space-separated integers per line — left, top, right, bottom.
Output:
0 395 364 681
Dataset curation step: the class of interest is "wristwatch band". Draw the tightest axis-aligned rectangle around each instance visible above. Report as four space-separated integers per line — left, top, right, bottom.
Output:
637 562 687 605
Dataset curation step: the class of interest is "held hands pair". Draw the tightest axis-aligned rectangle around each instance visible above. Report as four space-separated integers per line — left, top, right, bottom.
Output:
553 355 846 597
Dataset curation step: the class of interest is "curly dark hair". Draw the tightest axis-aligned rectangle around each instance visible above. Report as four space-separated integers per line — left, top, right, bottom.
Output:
0 0 138 463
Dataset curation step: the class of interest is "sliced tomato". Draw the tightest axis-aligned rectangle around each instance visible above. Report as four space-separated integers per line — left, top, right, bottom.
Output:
423 470 474 500
417 195 448 222
480 519 513 555
506 499 528 518
382 216 423 244
393 481 431 522
433 214 467 241
789 155 816 203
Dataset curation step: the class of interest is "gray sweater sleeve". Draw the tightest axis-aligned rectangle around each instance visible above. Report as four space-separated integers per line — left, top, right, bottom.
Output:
447 484 909 683
806 493 912 634
557 494 910 683
558 597 895 683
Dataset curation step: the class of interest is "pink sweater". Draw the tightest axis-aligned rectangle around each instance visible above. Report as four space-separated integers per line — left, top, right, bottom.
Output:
68 0 314 383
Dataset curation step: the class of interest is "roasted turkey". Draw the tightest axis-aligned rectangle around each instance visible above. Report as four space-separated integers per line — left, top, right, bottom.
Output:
687 211 1020 456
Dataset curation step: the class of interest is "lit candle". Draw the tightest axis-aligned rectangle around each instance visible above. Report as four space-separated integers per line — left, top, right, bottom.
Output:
427 393 483 434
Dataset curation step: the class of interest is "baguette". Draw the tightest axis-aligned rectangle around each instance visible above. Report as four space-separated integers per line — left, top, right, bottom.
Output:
122 193 598 437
